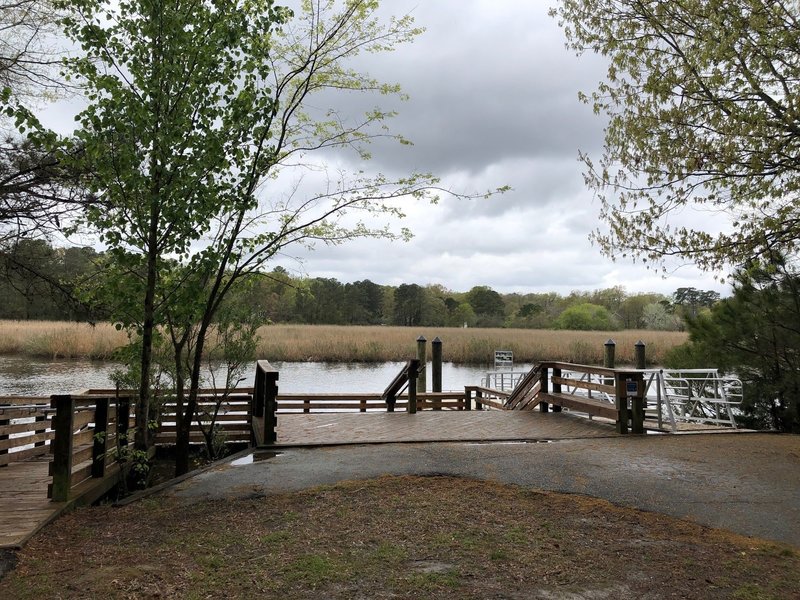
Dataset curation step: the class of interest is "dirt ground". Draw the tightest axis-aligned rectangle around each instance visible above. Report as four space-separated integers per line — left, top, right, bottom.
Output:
1 475 797 599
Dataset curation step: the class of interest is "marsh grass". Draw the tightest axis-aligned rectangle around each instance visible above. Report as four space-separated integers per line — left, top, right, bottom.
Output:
0 320 129 360
0 321 687 365
255 324 687 365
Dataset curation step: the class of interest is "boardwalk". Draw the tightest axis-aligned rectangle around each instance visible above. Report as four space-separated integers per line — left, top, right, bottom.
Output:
0 456 65 549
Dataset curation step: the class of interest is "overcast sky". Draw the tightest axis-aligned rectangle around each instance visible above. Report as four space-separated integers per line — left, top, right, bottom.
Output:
43 1 730 298
272 0 731 297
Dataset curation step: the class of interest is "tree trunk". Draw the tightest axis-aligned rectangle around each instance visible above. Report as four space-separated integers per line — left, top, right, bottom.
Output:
175 324 209 476
135 209 160 452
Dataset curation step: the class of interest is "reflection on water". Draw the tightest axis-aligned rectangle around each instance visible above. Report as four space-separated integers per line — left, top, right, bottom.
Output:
0 356 120 396
0 357 530 396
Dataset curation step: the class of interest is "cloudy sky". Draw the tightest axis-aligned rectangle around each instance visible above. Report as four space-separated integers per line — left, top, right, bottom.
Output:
42 1 729 298
269 0 730 297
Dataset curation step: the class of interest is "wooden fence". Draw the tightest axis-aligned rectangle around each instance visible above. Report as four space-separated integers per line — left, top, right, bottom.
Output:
48 394 133 503
0 396 52 466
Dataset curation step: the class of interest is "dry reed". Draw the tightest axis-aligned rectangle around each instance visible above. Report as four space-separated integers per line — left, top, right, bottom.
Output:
0 321 688 366
255 324 687 366
0 320 129 360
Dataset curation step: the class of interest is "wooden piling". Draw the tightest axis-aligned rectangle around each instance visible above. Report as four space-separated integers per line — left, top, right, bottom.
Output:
604 339 616 369
416 336 427 394
635 340 646 369
407 359 419 414
431 337 443 397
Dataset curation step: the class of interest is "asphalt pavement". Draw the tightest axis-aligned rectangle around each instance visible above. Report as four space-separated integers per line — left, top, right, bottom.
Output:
166 432 800 547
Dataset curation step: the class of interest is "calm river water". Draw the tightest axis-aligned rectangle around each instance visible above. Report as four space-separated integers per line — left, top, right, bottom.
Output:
0 356 530 396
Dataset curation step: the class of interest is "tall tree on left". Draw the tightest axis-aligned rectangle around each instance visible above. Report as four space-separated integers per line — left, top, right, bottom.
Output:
54 0 479 466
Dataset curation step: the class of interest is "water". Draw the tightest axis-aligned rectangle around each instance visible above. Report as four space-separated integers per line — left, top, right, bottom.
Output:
0 356 530 396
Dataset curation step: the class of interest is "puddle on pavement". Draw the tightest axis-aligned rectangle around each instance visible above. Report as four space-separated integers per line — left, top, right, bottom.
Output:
230 451 284 466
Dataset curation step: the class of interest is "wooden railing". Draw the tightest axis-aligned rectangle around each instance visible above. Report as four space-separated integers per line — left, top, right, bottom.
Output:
48 394 133 503
0 396 52 466
156 392 252 446
535 362 646 434
382 359 420 412
275 391 468 413
464 386 509 411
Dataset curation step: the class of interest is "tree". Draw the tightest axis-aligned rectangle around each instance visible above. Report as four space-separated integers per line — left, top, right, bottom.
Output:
553 302 619 331
553 1 800 271
55 0 492 474
618 293 664 329
668 261 800 432
641 302 679 331
394 283 425 326
466 285 505 327
0 0 65 105
0 2 92 250
673 287 720 319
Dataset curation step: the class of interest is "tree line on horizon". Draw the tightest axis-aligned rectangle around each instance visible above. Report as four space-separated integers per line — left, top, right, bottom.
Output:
0 239 721 331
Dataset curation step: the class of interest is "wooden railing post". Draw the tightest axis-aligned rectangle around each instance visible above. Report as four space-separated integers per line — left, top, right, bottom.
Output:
255 361 279 444
431 337 443 401
464 387 472 411
50 395 75 502
407 359 419 414
416 336 427 394
614 373 629 434
0 400 8 468
91 397 110 479
117 395 131 453
629 371 646 434
34 412 47 448
475 388 483 411
551 366 562 412
612 371 646 435
539 364 550 412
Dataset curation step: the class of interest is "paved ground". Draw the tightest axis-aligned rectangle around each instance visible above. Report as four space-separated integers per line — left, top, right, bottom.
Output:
168 432 800 548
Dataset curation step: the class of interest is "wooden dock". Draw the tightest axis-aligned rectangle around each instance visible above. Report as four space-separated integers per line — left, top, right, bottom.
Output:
0 358 740 551
274 410 617 446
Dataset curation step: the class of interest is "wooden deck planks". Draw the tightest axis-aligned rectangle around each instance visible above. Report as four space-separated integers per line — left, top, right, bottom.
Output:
273 410 618 446
0 455 65 549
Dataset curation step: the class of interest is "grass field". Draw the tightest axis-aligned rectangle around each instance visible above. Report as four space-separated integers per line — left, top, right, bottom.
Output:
0 320 687 366
1 475 797 599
